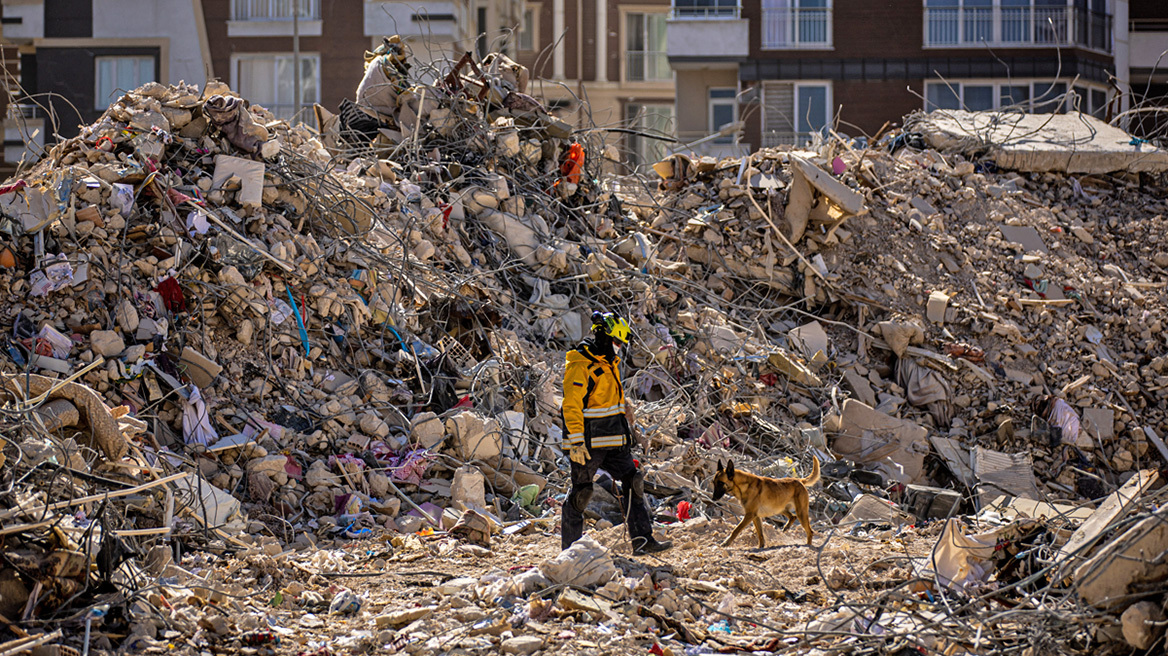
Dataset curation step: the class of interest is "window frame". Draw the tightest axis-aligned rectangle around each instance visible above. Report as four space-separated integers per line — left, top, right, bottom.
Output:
518 4 541 52
625 101 675 168
923 78 1108 114
921 0 1112 52
760 0 834 50
708 87 739 143
95 55 156 111
230 52 322 120
621 7 671 84
794 81 832 139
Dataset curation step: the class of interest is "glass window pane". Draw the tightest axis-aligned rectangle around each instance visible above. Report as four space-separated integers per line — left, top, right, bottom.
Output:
1090 89 1107 117
965 85 993 111
797 84 827 134
926 82 961 110
1000 85 1029 108
711 103 734 130
137 57 155 86
1033 82 1067 113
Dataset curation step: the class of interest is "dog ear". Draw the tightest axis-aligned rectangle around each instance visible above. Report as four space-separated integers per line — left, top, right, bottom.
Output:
726 460 735 478
717 460 724 472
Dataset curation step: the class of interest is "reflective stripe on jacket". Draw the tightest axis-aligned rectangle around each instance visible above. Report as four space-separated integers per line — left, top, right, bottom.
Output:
561 342 629 449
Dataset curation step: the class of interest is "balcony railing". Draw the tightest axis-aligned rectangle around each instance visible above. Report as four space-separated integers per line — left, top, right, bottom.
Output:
671 3 741 19
231 0 321 21
627 51 671 82
924 7 1111 52
761 7 832 49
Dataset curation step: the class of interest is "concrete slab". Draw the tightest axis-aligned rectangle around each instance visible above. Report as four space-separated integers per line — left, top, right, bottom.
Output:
911 110 1168 175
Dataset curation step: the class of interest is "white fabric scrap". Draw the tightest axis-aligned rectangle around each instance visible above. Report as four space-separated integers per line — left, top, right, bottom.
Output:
182 386 219 447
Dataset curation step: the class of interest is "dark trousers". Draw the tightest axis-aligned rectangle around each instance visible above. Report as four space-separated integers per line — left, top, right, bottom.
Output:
561 444 653 550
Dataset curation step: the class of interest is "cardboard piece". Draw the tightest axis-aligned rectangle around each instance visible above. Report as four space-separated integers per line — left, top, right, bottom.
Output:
972 446 1041 507
826 399 929 482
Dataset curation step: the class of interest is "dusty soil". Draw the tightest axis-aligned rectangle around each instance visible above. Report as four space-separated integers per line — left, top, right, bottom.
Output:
139 513 939 655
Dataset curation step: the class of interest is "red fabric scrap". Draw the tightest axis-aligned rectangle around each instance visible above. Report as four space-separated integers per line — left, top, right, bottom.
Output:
155 276 186 313
0 180 27 196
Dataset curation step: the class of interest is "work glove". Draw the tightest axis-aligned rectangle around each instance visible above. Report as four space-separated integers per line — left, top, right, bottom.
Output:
569 444 590 465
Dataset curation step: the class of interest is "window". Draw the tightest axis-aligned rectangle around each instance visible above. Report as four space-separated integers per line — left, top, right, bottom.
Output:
234 54 320 120
1032 81 1067 113
762 0 832 49
1089 88 1107 118
626 103 674 167
231 0 321 21
761 81 830 146
95 56 155 110
923 0 1111 51
519 8 537 51
671 0 740 19
1000 84 1030 107
925 80 1099 114
626 13 669 82
796 84 829 136
709 88 738 143
964 84 994 110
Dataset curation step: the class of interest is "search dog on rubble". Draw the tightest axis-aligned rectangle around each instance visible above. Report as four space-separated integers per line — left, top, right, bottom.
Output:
711 457 820 548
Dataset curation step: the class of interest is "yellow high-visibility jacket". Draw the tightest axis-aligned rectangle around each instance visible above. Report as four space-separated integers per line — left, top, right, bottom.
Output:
561 342 630 449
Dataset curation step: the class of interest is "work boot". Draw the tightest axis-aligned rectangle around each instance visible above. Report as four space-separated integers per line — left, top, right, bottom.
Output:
632 536 672 556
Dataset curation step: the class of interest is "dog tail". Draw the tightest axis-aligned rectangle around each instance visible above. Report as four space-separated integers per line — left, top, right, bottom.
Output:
801 456 821 487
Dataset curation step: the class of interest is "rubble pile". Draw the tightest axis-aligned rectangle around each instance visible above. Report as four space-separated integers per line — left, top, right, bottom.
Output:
0 36 1164 654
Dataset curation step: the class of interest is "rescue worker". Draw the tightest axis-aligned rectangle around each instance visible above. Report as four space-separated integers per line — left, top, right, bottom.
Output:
560 311 672 555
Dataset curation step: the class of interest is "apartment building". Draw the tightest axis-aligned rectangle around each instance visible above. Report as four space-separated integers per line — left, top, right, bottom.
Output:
667 0 1162 153
1128 0 1168 137
0 0 211 168
513 0 678 168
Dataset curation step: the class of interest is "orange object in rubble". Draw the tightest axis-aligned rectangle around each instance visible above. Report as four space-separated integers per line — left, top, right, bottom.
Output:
560 142 584 185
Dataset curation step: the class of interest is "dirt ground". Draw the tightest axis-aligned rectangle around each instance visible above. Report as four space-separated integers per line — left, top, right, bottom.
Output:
130 512 941 656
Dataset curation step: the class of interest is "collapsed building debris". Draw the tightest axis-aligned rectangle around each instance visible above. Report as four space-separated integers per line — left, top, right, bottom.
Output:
0 39 1165 655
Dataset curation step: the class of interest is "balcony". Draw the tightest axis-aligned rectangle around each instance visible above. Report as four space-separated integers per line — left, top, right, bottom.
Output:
667 3 748 59
924 6 1111 52
228 0 322 37
761 7 832 50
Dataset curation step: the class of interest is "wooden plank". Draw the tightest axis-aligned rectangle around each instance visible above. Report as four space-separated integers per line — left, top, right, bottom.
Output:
1056 469 1159 563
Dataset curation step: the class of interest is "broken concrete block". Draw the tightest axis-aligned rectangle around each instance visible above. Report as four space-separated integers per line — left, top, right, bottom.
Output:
1075 505 1168 609
90 330 125 357
1121 601 1165 650
501 636 543 655
1081 407 1114 441
791 156 864 214
247 455 288 475
445 411 502 460
539 536 617 587
179 347 223 389
843 369 877 407
451 465 486 510
211 154 265 207
784 167 814 243
926 291 950 324
410 411 445 449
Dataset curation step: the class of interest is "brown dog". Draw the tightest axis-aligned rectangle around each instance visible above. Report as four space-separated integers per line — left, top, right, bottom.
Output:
711 457 820 548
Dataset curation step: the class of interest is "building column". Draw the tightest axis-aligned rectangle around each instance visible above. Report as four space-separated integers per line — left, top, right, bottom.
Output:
1114 0 1131 114
596 0 607 82
553 0 565 79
